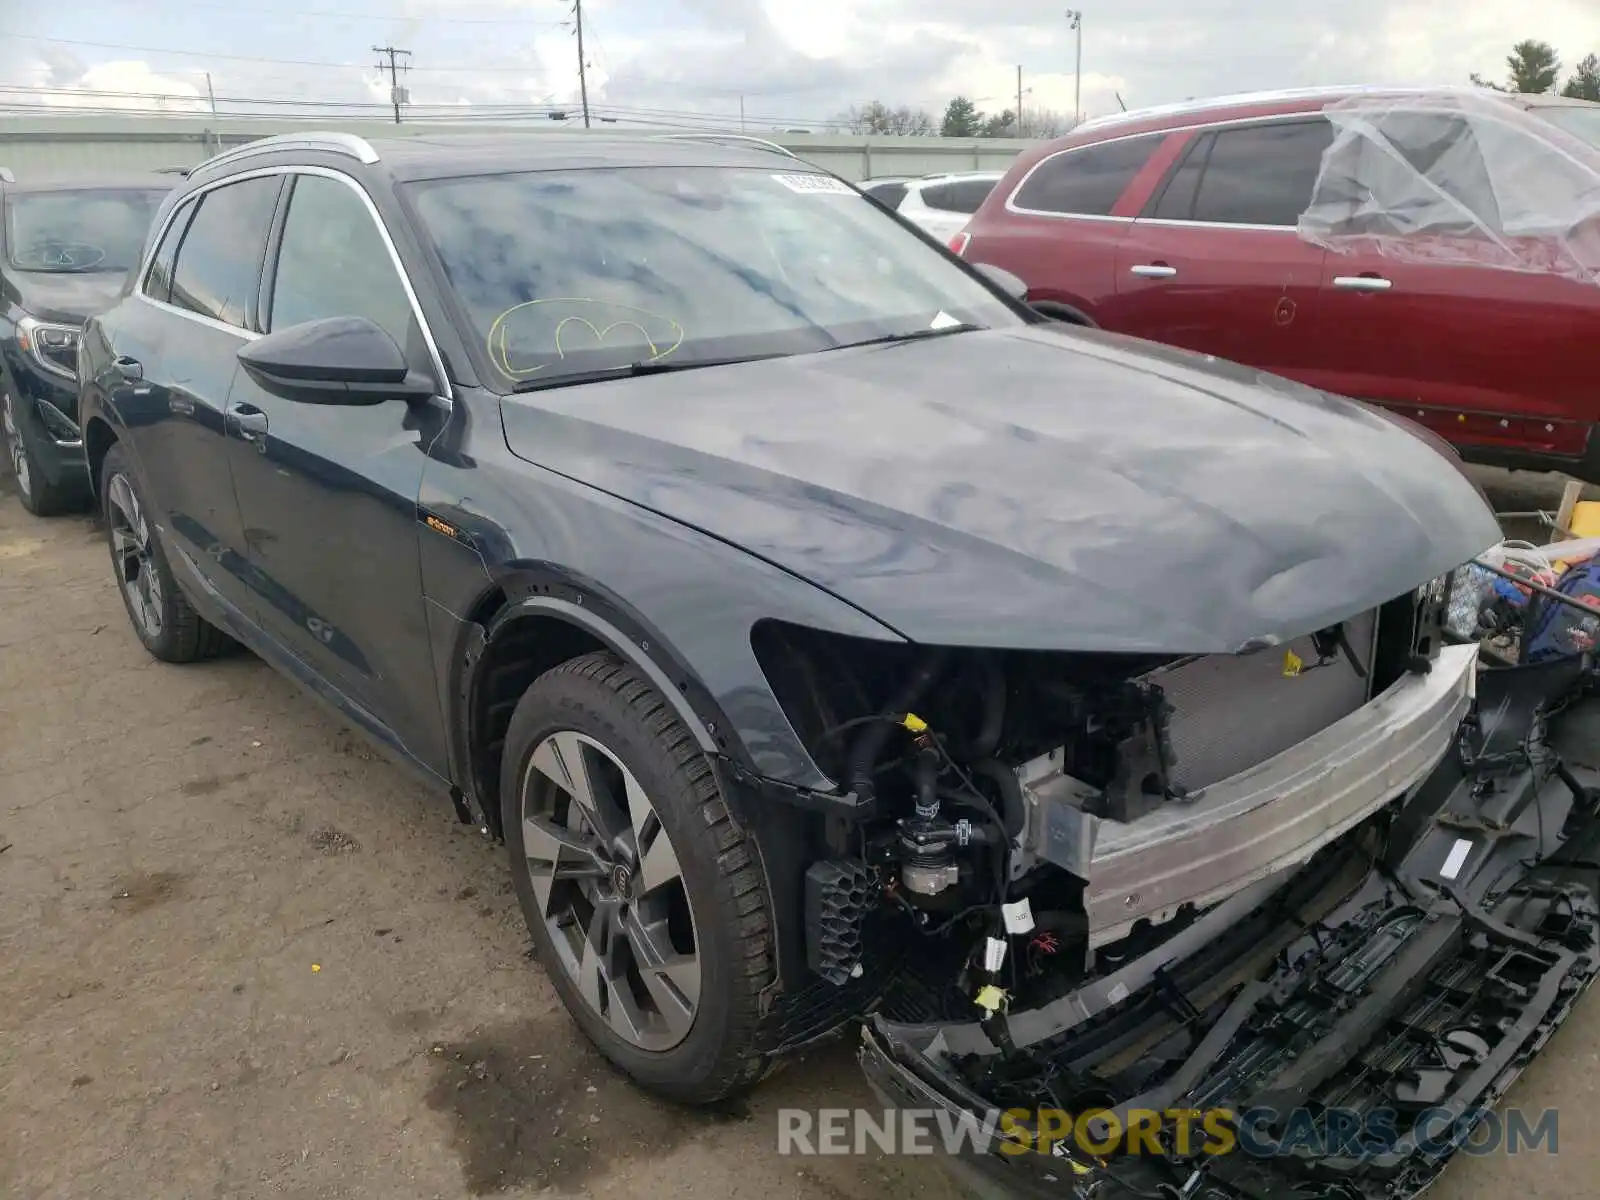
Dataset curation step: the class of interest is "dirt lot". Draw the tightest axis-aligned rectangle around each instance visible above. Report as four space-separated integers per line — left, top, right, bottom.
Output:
2 463 1598 1200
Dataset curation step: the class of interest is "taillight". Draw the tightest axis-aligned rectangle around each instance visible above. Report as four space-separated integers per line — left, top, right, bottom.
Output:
949 231 970 257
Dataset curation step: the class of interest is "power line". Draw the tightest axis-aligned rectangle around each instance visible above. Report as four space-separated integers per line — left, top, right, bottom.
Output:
0 83 864 129
138 0 569 23
3 33 560 73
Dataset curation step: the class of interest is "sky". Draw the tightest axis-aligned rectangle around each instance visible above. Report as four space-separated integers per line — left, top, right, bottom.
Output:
0 0 1597 130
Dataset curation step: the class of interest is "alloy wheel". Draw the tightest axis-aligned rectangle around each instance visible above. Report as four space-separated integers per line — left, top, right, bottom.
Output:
1 391 30 498
520 729 702 1052
107 472 164 640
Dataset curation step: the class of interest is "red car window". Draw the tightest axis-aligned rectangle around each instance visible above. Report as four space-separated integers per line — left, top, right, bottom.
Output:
1010 132 1165 217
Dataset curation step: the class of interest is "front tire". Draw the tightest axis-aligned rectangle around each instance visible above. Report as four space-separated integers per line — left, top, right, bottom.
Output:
100 443 234 663
502 651 775 1103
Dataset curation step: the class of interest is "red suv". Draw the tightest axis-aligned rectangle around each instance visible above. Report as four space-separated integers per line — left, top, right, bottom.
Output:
957 86 1600 478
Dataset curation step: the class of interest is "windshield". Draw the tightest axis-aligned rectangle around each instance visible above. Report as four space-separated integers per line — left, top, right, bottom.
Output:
4 188 168 273
1539 106 1600 151
404 166 1020 390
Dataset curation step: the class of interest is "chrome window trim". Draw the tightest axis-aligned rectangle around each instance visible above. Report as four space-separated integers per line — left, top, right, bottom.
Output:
1137 217 1300 233
136 163 452 406
1006 112 1330 230
134 291 260 340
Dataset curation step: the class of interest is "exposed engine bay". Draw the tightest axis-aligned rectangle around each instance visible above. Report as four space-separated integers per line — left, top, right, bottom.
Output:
859 652 1600 1199
752 578 1450 1014
753 558 1600 1197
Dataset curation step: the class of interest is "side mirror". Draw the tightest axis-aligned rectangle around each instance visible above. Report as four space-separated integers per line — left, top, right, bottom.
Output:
973 261 1029 303
237 315 434 405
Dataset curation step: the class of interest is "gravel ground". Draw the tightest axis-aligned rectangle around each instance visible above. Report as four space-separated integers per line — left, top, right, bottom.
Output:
2 461 1598 1200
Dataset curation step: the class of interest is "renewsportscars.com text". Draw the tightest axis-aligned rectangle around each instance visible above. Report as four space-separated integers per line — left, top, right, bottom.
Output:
776 1106 1560 1159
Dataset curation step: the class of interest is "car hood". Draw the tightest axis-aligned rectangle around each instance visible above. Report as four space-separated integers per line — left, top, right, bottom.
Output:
5 270 127 325
499 324 1501 653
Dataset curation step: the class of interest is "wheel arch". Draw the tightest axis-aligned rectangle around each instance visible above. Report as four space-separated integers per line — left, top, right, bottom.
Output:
454 576 729 839
84 414 117 503
1028 299 1097 327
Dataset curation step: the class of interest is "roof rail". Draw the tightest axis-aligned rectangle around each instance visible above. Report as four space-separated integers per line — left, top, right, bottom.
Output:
0 167 13 184
190 132 381 177
653 132 799 160
1073 84 1487 134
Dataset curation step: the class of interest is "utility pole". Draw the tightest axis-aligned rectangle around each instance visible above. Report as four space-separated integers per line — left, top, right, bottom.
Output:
1016 65 1024 137
573 0 591 128
372 44 411 124
204 72 220 155
1065 10 1083 125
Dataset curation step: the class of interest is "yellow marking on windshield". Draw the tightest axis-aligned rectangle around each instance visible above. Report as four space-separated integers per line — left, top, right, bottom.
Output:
486 297 685 379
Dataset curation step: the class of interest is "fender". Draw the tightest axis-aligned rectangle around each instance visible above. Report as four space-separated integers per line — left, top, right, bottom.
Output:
444 564 747 835
486 593 722 755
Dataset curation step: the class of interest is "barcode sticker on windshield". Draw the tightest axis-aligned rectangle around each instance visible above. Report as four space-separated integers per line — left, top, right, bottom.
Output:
771 173 856 195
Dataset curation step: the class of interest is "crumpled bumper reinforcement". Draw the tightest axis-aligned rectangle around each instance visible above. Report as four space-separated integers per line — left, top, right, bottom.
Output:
1084 644 1478 945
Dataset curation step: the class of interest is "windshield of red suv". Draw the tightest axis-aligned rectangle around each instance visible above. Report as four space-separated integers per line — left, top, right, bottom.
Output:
1539 106 1600 150
4 188 168 273
404 165 1020 390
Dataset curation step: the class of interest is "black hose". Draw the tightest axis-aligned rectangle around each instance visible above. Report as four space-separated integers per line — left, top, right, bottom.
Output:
847 649 949 807
949 653 1006 760
968 758 1026 838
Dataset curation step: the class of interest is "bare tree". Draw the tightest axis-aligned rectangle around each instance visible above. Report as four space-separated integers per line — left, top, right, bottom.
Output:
1024 107 1078 138
834 100 936 136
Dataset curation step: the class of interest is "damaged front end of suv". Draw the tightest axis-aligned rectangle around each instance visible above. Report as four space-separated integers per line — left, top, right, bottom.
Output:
815 583 1600 1200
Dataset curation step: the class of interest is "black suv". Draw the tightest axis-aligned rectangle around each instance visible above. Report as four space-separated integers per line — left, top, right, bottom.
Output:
79 130 1543 1196
1 170 172 513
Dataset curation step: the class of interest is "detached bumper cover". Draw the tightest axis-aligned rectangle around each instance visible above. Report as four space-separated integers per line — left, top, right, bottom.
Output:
862 661 1600 1200
1085 644 1478 944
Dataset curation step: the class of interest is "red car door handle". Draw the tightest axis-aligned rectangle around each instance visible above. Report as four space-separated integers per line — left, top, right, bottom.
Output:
1130 263 1178 279
1332 274 1393 292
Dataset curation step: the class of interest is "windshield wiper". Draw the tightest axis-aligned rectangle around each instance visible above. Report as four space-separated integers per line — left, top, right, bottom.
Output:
823 323 983 353
508 352 785 394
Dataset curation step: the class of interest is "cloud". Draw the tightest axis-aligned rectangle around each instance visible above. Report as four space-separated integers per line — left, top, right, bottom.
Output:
0 44 210 113
4 0 1597 128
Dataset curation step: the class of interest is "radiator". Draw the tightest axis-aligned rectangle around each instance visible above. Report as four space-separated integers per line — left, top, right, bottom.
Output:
1140 609 1379 792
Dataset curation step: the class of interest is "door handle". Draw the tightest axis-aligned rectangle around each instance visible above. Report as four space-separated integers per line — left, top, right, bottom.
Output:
1332 274 1392 292
1130 263 1178 279
227 404 269 449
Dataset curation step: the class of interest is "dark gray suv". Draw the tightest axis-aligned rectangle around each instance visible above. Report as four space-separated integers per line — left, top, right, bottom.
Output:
75 128 1583 1200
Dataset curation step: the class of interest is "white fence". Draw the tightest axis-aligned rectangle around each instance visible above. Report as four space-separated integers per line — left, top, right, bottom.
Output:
0 116 1034 182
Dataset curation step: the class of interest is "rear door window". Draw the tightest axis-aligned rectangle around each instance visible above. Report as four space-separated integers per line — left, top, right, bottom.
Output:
142 198 197 304
1010 132 1165 216
168 177 283 328
921 178 997 214
1163 119 1334 226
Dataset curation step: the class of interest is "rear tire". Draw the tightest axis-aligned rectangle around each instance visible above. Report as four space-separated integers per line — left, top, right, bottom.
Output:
2 387 74 517
502 650 775 1103
100 443 234 663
